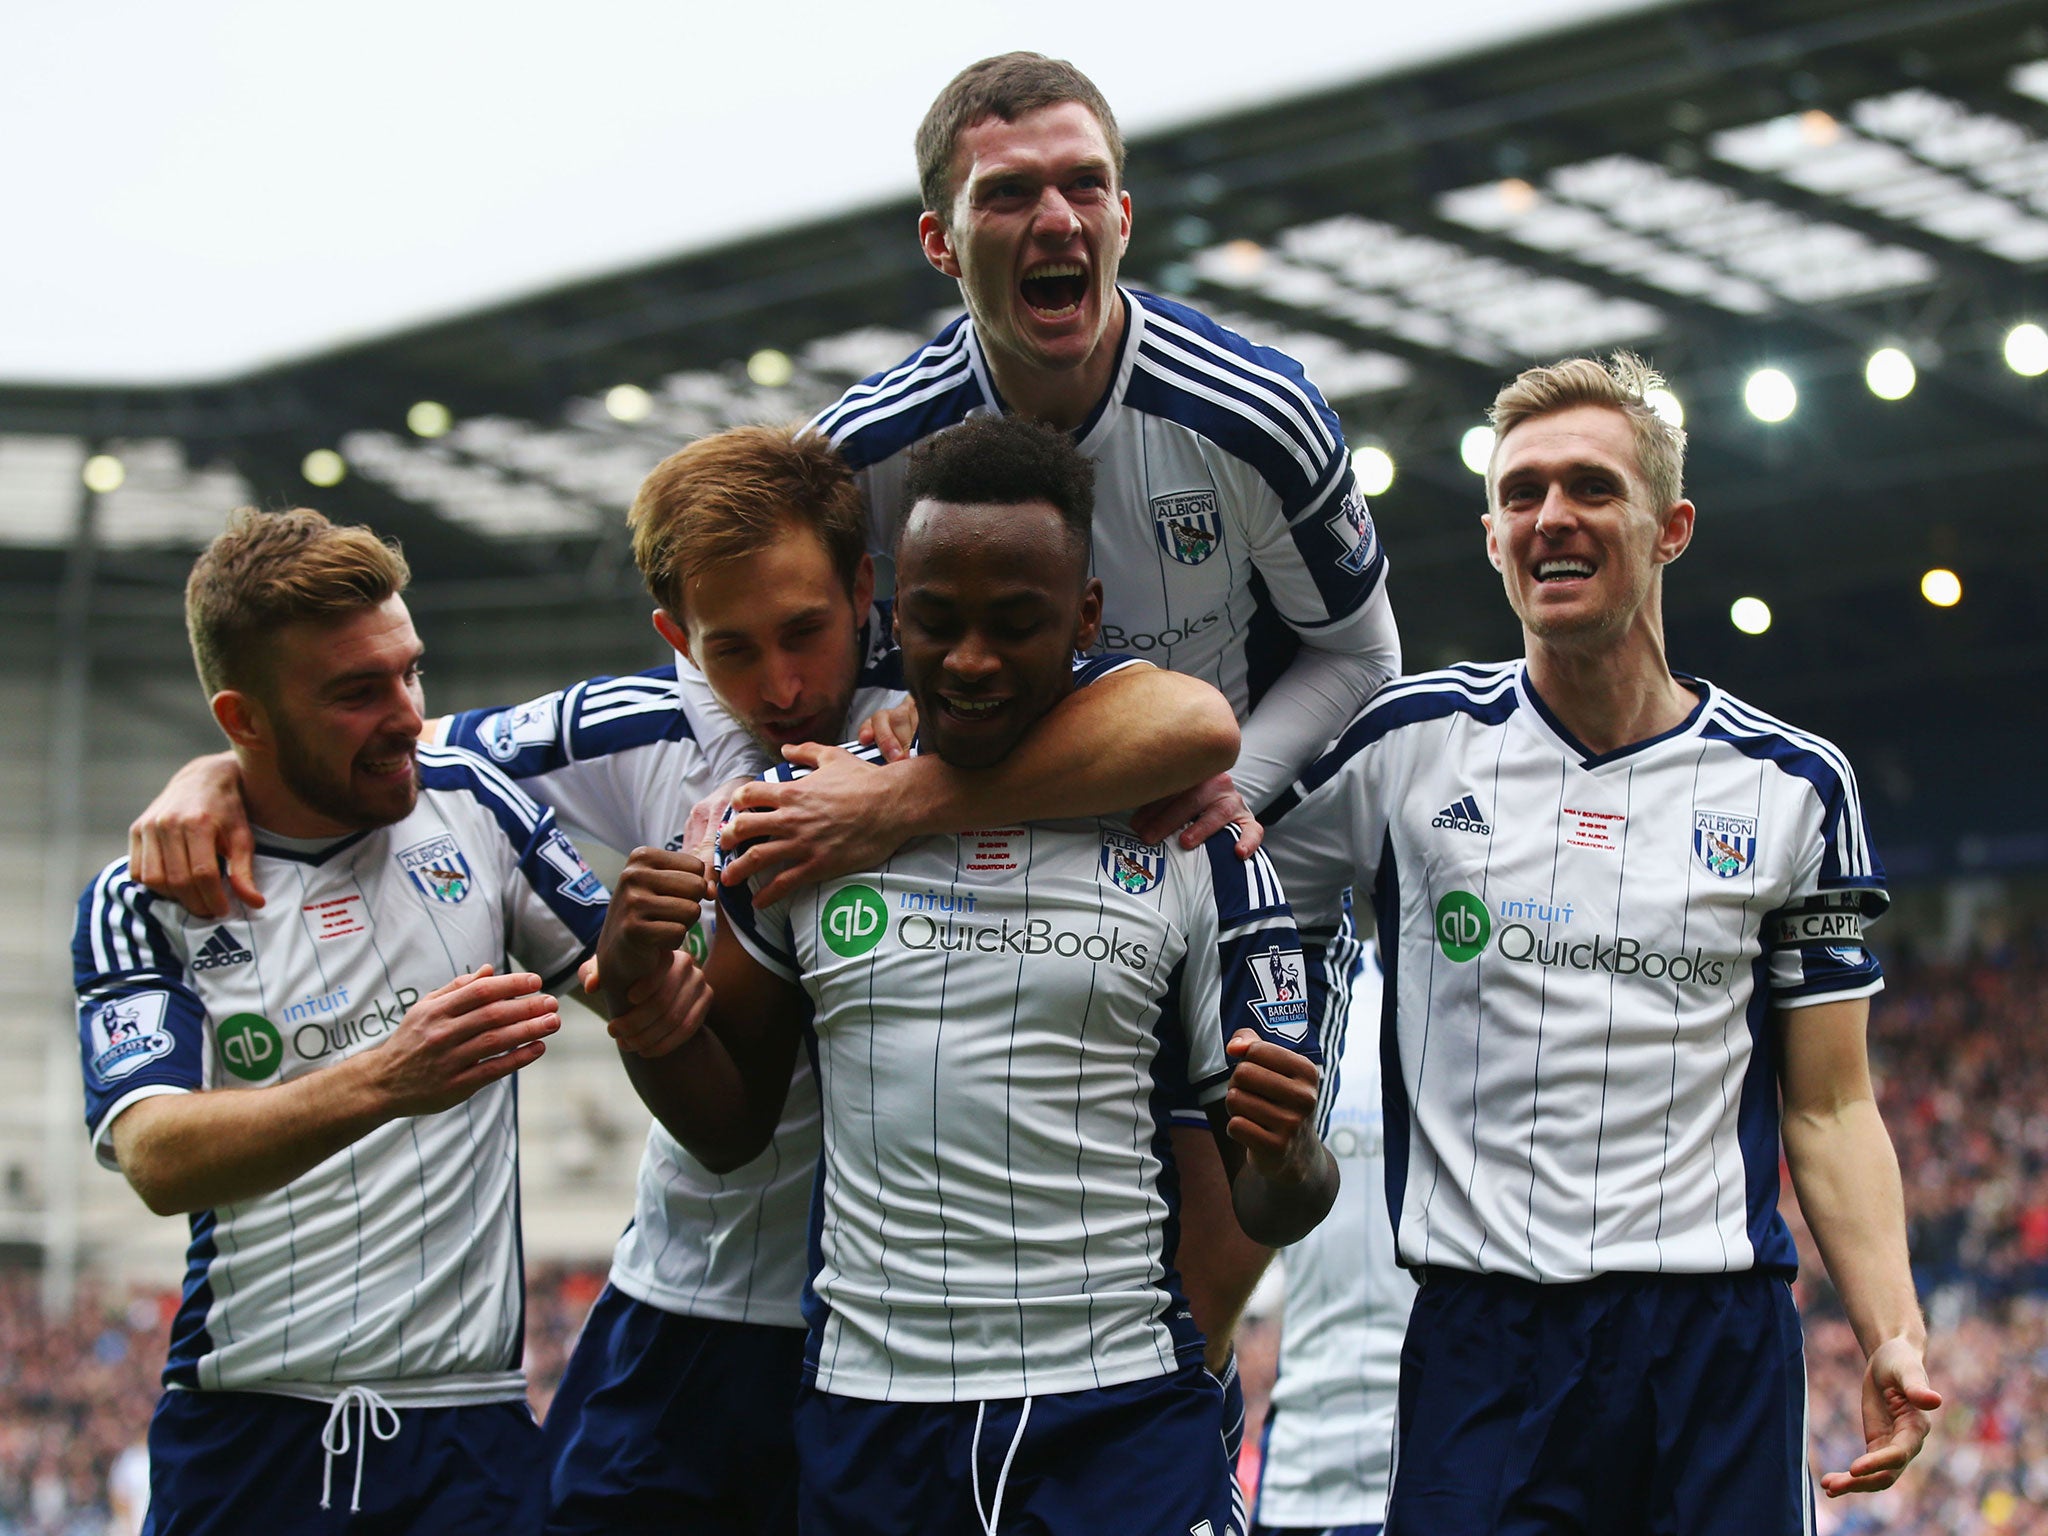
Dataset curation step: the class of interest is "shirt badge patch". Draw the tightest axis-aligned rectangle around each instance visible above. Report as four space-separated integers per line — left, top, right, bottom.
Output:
477 697 560 763
538 828 606 906
1693 811 1758 880
87 993 174 1082
1325 485 1378 576
1100 831 1166 895
961 829 1026 878
1247 944 1310 1042
1152 489 1222 567
399 835 473 904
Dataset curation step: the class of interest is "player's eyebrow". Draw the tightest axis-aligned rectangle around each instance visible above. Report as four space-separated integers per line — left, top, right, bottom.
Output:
698 603 835 645
319 646 425 696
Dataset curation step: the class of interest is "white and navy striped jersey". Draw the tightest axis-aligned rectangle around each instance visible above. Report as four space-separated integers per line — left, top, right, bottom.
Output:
73 747 606 1406
810 288 1392 807
718 736 1320 1404
1263 664 1888 1284
1255 948 1414 1531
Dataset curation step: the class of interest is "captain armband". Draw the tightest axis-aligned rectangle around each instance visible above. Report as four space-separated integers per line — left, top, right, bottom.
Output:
1765 892 1867 950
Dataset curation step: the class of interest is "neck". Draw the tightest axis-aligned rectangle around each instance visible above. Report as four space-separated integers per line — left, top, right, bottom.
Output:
237 754 357 840
980 293 1126 433
1523 616 1695 758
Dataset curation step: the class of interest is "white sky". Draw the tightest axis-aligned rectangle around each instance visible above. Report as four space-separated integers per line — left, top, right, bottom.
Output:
10 0 1666 385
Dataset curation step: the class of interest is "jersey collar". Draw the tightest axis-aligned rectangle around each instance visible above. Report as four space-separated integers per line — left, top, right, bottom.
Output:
250 826 376 865
960 288 1138 449
1515 664 1715 771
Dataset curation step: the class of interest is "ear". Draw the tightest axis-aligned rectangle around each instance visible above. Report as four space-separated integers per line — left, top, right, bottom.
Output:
851 553 876 620
1654 499 1696 568
1115 188 1132 257
1481 511 1504 573
918 210 961 280
1074 577 1104 655
211 689 268 753
651 607 693 664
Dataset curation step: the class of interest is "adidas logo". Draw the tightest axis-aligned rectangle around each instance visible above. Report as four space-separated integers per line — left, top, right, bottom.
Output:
1431 794 1492 836
191 926 254 973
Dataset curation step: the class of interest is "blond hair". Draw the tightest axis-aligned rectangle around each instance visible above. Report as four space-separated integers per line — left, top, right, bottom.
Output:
185 507 409 698
1487 352 1686 515
627 425 865 622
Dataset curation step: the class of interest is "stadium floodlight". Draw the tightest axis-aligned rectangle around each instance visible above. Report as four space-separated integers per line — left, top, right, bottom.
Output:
301 449 347 488
1459 425 1495 476
605 384 653 423
1729 596 1772 635
1645 386 1684 428
1355 446 1395 497
747 349 795 388
1865 347 1916 401
1920 568 1962 607
81 454 125 493
1743 369 1796 423
2005 323 2048 377
407 400 452 438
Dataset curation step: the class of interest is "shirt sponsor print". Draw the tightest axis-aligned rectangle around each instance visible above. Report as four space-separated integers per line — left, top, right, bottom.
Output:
398 834 473 904
88 993 174 1082
1432 886 1730 986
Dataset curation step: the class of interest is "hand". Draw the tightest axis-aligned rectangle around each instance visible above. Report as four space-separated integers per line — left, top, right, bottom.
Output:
1819 1336 1942 1497
601 948 712 1058
718 743 917 906
128 752 261 916
1131 772 1264 859
361 965 560 1117
857 699 919 762
1222 1030 1324 1182
597 847 710 998
681 777 752 866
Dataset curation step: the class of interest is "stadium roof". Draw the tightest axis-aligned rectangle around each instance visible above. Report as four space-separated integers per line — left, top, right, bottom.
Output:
5 0 2046 875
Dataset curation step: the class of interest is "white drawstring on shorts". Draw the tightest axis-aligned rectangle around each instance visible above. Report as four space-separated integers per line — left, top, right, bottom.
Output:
319 1384 401 1512
970 1396 1033 1536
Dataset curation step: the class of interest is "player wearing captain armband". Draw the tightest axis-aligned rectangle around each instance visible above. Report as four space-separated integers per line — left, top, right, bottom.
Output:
596 416 1339 1536
123 424 1240 1536
75 509 611 1534
1262 354 1939 1535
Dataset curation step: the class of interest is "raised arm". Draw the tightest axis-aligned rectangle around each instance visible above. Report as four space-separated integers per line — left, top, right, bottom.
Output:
1205 1031 1338 1247
128 752 255 917
1229 601 1399 812
111 967 559 1214
1779 995 1941 1497
721 663 1239 904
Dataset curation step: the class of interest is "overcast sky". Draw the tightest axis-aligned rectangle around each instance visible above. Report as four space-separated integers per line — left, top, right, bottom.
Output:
9 0 1667 384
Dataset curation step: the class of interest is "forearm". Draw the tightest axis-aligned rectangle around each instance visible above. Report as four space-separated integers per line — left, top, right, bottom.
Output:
616 1026 776 1174
1170 1124 1275 1368
113 1066 386 1215
1231 1143 1340 1248
894 668 1238 835
1784 1099 1925 1354
1233 614 1399 812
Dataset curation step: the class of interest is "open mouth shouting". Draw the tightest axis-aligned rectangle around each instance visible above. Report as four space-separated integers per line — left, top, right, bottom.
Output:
1020 262 1088 320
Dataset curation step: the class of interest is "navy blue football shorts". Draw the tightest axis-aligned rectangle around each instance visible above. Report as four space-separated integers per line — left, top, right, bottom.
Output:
540 1282 804 1536
1386 1268 1813 1536
795 1363 1229 1536
141 1387 540 1535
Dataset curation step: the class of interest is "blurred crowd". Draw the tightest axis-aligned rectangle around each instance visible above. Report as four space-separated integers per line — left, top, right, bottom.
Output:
2 936 2043 1533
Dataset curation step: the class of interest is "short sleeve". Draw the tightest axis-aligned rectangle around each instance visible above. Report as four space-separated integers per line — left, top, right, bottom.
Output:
73 865 206 1169
1765 755 1888 1009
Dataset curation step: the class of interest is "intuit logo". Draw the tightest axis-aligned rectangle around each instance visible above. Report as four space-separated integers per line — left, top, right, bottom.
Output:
1435 888 1729 987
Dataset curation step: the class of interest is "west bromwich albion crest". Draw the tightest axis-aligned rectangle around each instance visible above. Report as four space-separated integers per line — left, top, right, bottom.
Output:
1247 944 1310 1042
1100 831 1165 895
1152 489 1222 567
399 834 473 904
1324 485 1378 576
1693 810 1758 880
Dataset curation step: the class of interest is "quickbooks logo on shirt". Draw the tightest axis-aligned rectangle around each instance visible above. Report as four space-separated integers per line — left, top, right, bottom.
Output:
822 885 888 958
218 1013 283 1082
1434 888 1729 986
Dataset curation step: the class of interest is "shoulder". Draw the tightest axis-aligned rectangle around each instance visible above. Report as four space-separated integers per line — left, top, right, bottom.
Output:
808 319 985 469
1123 289 1344 485
415 743 552 842
562 666 697 756
1319 663 1520 774
75 858 182 980
1698 686 1861 801
1186 825 1292 926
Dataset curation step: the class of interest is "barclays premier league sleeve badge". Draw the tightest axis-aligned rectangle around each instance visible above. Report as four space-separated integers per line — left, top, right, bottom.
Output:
88 993 175 1082
1246 944 1310 1042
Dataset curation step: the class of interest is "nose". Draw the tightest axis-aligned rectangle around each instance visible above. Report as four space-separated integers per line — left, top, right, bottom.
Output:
944 630 1001 685
1031 186 1080 239
389 679 426 739
1533 484 1578 538
760 648 805 709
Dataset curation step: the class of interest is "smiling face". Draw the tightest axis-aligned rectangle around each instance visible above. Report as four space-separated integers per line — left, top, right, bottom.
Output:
664 520 873 756
1484 404 1694 652
893 497 1102 769
243 594 426 834
920 101 1132 404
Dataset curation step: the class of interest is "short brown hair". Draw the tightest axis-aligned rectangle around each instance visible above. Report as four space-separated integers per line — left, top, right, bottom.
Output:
628 425 865 622
1487 352 1686 515
915 52 1124 222
185 507 410 698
